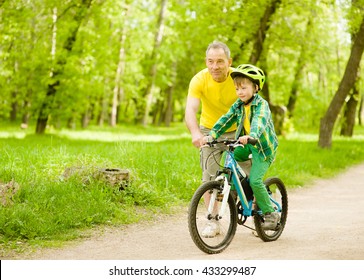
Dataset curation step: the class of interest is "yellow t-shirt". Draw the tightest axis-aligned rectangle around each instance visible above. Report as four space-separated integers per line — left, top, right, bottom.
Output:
243 104 251 135
188 68 237 131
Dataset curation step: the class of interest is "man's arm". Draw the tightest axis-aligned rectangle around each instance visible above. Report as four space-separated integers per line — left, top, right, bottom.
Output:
185 96 204 148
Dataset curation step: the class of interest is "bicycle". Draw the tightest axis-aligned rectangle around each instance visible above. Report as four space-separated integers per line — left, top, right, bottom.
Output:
188 138 288 254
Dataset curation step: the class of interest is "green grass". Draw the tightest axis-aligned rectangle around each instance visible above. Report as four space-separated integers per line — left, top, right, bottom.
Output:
268 135 364 187
1 122 364 255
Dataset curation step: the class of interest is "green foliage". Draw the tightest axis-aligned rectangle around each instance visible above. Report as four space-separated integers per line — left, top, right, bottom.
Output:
1 0 363 132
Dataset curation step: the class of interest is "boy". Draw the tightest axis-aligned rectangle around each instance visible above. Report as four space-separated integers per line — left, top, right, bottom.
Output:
202 64 279 232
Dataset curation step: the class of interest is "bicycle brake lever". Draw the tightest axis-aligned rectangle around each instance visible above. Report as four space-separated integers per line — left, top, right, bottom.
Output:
248 138 258 145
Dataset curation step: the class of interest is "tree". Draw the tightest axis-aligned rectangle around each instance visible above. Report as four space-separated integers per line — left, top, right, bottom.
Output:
0 0 359 133
340 72 360 136
318 15 364 148
141 0 167 126
246 0 285 134
359 95 364 125
162 61 177 126
340 0 363 136
36 0 93 134
287 18 313 118
248 0 282 64
110 2 130 127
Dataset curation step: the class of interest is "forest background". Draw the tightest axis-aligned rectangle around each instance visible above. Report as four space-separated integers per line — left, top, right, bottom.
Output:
1 0 364 145
1 0 364 254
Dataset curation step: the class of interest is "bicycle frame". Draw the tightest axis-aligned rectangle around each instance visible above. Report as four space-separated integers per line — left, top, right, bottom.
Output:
207 141 282 221
213 147 253 218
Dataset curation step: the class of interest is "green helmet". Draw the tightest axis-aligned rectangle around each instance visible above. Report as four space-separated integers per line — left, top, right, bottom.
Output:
231 64 265 91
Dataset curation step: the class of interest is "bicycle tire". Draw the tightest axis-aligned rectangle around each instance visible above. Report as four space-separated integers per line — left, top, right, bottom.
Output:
254 177 288 242
188 180 237 254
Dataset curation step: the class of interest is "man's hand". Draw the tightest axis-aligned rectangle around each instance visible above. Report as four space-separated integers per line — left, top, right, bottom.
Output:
191 131 204 148
199 135 214 147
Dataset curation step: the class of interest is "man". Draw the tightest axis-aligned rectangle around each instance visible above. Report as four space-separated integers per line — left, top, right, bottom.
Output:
185 41 255 238
185 41 238 183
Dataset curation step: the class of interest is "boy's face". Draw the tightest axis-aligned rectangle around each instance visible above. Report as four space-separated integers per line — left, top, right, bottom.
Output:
234 78 257 103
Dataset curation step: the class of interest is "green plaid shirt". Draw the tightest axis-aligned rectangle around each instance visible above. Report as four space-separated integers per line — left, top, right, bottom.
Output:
210 94 278 160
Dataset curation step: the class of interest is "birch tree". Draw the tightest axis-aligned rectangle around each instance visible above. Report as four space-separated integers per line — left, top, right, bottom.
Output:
110 3 130 127
142 0 167 126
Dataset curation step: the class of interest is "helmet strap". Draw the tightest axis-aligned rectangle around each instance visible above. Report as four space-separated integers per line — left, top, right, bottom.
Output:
245 94 255 105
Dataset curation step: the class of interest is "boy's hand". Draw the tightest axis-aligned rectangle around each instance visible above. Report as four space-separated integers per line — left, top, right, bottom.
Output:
238 135 253 145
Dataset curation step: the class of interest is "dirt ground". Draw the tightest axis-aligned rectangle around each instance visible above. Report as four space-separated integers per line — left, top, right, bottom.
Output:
5 163 364 260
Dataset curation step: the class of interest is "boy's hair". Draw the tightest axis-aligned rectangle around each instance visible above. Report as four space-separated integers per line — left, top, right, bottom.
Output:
233 75 257 89
206 41 231 59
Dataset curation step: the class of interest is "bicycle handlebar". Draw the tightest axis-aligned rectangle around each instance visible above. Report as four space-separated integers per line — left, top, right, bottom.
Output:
206 137 258 147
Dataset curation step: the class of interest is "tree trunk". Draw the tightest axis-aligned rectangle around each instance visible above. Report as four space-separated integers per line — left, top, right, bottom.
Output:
260 50 287 135
287 19 312 118
359 94 364 126
164 84 174 127
153 96 163 125
36 7 58 133
340 88 359 136
340 5 361 136
21 98 31 126
245 0 285 134
9 59 19 122
163 61 176 127
35 0 93 134
142 0 167 126
81 110 90 128
262 76 286 136
249 0 282 64
234 0 282 63
110 4 130 127
318 16 364 148
98 77 110 127
67 116 76 130
10 90 17 122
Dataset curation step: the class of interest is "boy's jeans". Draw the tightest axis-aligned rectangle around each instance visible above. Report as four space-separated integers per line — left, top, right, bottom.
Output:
234 145 275 214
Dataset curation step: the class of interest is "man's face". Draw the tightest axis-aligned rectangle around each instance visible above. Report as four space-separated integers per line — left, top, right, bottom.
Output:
205 48 232 83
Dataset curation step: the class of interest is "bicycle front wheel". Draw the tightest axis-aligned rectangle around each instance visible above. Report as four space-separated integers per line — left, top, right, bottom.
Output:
188 180 237 254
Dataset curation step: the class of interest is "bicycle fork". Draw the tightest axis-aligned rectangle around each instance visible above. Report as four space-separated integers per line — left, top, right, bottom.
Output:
207 175 231 220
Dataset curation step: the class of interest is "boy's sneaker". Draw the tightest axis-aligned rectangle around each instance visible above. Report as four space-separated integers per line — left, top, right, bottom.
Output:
201 221 220 238
262 212 280 230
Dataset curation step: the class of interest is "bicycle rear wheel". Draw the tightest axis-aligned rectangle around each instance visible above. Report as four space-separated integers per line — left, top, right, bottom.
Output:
254 177 288 242
188 180 237 254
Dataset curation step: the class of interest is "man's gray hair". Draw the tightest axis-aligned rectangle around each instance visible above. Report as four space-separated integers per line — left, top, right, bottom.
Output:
206 41 231 59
